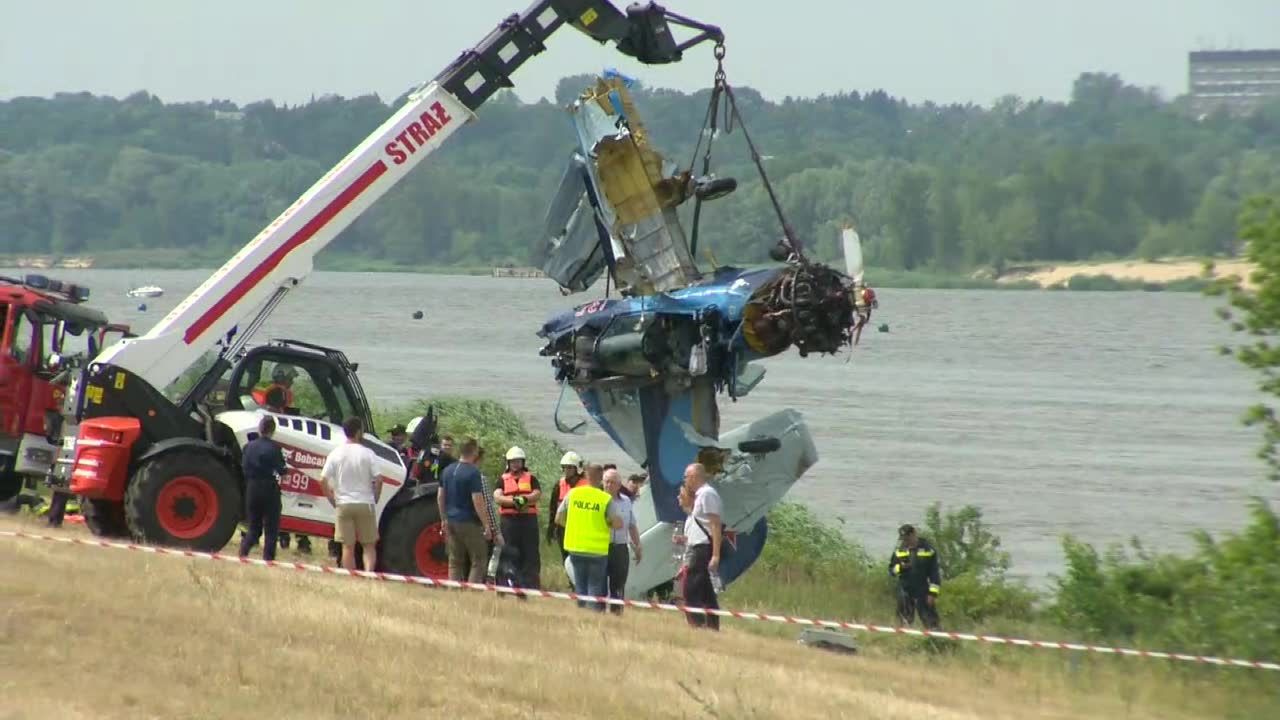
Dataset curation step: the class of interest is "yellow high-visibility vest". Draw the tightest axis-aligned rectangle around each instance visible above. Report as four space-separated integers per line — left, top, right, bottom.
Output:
562 486 612 556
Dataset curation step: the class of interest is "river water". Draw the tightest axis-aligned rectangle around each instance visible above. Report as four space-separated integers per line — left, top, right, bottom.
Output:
15 268 1278 584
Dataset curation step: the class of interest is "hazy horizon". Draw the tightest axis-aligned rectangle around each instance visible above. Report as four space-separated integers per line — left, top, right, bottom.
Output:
3 0 1279 108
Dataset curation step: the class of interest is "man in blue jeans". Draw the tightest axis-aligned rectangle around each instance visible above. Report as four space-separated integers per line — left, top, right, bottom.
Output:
554 464 623 611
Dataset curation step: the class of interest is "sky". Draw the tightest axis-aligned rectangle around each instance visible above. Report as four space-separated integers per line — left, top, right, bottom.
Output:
3 0 1279 107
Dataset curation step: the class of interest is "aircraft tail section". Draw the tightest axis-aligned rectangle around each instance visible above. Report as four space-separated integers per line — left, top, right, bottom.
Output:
579 381 817 594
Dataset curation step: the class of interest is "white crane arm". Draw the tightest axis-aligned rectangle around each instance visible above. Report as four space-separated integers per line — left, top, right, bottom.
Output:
86 0 725 394
95 82 472 390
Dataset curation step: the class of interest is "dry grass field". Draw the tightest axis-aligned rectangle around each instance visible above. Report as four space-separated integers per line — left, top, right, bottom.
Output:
0 514 1265 719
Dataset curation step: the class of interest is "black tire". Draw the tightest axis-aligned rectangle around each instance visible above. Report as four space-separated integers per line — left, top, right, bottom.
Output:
125 450 242 552
379 500 445 577
0 457 19 508
695 176 737 202
738 437 782 455
81 498 129 537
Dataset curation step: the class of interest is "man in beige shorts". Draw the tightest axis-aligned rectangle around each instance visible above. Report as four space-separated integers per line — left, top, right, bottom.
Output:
320 416 382 571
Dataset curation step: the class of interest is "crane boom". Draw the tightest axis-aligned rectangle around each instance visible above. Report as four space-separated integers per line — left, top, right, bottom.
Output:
92 0 723 393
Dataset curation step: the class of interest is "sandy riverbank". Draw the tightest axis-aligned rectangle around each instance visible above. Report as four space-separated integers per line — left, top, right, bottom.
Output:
997 257 1256 289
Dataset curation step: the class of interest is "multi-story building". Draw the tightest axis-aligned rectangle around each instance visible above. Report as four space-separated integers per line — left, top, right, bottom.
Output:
1188 49 1280 116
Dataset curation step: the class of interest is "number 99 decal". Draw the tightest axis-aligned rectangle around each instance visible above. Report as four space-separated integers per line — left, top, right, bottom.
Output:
279 469 322 496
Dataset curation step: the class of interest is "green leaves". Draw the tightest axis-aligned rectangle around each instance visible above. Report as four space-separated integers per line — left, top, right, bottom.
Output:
1216 194 1280 481
1050 500 1280 661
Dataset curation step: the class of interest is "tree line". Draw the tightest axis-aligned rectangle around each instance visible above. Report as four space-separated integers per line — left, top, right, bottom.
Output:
2 72 1280 270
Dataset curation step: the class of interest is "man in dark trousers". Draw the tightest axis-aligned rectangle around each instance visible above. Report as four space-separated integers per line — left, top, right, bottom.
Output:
238 415 287 561
680 463 723 631
889 524 942 630
493 446 542 589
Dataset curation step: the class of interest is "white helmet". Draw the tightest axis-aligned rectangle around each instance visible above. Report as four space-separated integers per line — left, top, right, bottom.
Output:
271 364 298 383
505 446 526 461
559 451 582 467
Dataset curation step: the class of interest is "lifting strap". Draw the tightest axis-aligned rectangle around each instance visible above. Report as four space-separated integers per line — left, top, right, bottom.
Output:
685 43 803 263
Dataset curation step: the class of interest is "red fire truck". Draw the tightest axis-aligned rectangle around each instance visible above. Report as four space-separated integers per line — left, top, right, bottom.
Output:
1 273 128 508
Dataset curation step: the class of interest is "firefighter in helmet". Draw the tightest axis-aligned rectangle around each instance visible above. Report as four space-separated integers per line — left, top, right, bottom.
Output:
545 451 587 561
493 446 542 589
253 364 298 410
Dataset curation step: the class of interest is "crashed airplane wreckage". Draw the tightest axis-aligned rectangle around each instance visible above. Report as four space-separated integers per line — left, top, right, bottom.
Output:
535 66 878 596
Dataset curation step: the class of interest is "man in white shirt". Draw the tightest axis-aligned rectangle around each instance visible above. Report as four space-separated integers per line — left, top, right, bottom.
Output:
320 417 382 572
603 468 642 614
681 462 723 631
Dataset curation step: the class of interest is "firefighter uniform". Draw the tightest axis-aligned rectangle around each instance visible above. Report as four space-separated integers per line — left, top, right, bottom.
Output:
497 458 542 589
889 531 941 630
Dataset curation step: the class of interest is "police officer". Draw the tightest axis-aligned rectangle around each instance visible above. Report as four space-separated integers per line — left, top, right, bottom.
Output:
889 524 941 629
493 446 542 589
554 464 622 612
238 415 287 561
545 451 588 560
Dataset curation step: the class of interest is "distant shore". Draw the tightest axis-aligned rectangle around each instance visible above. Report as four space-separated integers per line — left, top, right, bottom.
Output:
991 257 1255 290
1 251 1253 292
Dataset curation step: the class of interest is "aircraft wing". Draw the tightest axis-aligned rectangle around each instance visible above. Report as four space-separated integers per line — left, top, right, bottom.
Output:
534 151 609 294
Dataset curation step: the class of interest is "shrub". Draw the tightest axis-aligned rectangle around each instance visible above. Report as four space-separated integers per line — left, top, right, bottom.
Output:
922 502 1039 624
1050 498 1280 661
375 397 565 486
757 502 873 581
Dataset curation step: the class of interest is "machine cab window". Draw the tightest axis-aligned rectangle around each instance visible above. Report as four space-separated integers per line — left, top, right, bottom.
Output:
5 308 36 367
228 351 363 428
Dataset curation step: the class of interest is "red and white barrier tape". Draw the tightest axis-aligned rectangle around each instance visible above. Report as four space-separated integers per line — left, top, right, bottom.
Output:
4 529 1278 672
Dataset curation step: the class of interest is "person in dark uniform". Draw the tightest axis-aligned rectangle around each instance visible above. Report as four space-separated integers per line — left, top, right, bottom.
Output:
46 489 74 528
238 415 287 561
888 524 942 630
387 424 410 461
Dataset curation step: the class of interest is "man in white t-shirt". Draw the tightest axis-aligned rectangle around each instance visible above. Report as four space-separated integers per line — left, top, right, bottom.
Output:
320 416 382 572
681 462 723 631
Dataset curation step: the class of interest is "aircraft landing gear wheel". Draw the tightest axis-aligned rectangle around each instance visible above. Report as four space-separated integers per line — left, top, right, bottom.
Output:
695 176 737 202
738 437 782 455
82 498 129 537
125 451 241 552
379 501 446 577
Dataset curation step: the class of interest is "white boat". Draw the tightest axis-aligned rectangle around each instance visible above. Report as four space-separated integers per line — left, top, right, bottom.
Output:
126 285 164 298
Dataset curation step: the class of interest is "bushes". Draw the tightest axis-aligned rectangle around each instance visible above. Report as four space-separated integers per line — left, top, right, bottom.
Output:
740 500 1038 627
756 502 872 581
1051 499 1280 661
373 397 565 486
921 502 1038 624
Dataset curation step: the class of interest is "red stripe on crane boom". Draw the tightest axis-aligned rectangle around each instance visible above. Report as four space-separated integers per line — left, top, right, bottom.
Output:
182 160 389 344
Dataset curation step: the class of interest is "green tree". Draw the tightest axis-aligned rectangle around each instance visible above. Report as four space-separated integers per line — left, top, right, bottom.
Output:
1215 194 1280 478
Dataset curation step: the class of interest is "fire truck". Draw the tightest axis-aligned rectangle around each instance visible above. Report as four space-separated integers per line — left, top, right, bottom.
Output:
57 1 724 577
1 274 128 510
